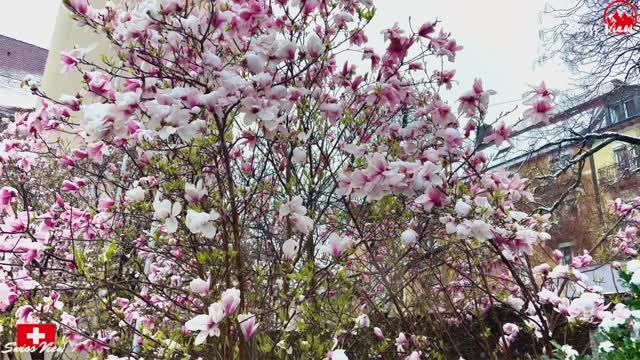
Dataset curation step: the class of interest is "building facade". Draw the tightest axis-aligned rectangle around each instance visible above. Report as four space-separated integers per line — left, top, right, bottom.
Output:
0 35 48 109
485 83 640 291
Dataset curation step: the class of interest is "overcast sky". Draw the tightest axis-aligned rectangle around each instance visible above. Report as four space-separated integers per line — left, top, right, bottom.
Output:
366 0 571 125
0 1 59 49
0 0 572 124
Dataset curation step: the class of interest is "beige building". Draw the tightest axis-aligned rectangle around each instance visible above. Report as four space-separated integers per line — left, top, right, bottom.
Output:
41 0 111 100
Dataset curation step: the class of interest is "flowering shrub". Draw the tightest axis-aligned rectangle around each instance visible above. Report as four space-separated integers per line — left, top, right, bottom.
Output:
548 199 640 359
0 0 628 358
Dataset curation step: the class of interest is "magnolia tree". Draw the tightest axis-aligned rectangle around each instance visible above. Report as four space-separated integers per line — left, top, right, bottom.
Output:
0 0 624 359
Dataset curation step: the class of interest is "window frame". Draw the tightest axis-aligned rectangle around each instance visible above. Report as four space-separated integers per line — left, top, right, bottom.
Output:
558 241 573 265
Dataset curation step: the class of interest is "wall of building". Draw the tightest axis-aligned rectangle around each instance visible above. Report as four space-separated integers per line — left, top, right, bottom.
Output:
40 0 111 100
592 123 640 169
511 147 603 256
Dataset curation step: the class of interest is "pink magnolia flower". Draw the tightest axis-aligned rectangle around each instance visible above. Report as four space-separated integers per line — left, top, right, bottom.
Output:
60 94 80 111
406 352 421 360
67 0 89 14
418 22 436 38
413 161 443 190
238 313 259 340
0 186 17 214
185 180 206 204
327 233 353 258
523 97 554 125
0 282 17 311
434 69 456 89
432 31 463 62
337 172 353 197
60 49 83 73
274 39 297 60
98 197 115 212
523 81 555 100
538 288 561 305
185 302 226 345
15 305 34 323
414 187 446 212
84 71 115 100
458 78 496 117
87 141 107 163
220 288 241 315
552 249 564 263
436 128 463 150
291 213 314 234
306 33 324 58
62 179 84 193
374 327 384 341
395 332 409 350
469 220 494 241
279 196 314 234
483 122 513 146
533 263 551 275
505 295 524 311
320 103 344 124
571 250 593 269
189 277 210 295
279 196 306 219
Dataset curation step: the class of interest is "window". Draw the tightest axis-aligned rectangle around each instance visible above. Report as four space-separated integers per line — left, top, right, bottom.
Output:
476 124 492 147
608 102 626 125
625 98 638 117
606 97 640 125
614 146 638 170
558 242 573 265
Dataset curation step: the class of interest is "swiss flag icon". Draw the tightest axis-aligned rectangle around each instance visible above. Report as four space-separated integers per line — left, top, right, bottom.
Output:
16 324 56 348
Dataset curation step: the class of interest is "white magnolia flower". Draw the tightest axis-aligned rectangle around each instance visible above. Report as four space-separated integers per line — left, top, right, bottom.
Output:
560 344 578 360
292 148 307 165
400 229 418 247
153 193 182 233
282 239 299 261
599 340 614 353
125 186 146 202
186 209 220 238
627 259 640 274
329 349 349 360
279 196 306 218
177 119 207 142
469 220 493 241
279 197 314 235
355 314 370 328
455 199 472 217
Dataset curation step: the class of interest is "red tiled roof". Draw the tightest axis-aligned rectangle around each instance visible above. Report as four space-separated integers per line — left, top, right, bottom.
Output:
0 35 48 75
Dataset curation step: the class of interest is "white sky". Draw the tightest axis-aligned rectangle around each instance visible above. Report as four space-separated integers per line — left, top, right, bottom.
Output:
0 1 59 49
0 0 572 123
365 0 572 125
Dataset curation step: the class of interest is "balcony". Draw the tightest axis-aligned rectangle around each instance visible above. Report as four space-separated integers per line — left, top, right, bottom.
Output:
598 157 640 187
